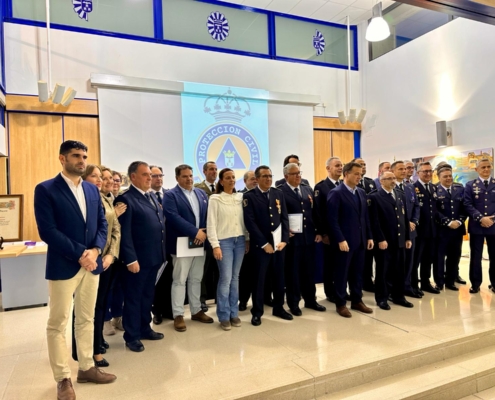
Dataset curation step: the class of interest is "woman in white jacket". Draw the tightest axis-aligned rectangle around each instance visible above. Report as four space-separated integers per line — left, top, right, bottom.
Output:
207 168 249 330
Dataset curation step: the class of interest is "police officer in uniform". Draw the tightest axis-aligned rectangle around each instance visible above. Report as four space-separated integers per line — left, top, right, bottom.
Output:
463 158 495 294
243 165 292 326
279 163 326 316
368 172 413 310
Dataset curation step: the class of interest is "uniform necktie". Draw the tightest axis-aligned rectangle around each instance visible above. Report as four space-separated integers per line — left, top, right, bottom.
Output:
389 191 395 200
210 184 215 193
145 192 156 208
155 191 162 203
447 188 451 196
484 180 489 189
359 179 364 187
426 183 431 195
335 181 340 186
399 183 404 191
294 188 302 199
263 191 269 201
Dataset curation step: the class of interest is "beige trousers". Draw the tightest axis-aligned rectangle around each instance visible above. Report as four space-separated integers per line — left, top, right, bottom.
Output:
47 267 99 382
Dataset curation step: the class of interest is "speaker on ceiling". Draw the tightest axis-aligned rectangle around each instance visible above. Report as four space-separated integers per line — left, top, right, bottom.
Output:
38 81 49 102
436 121 452 147
338 111 346 125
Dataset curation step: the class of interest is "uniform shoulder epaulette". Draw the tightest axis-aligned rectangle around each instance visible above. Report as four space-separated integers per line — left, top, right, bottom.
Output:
272 186 282 191
368 188 378 195
300 182 309 186
453 182 464 187
276 184 284 189
315 179 325 186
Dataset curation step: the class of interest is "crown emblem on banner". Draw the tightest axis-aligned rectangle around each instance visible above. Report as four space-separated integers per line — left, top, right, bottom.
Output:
223 149 236 157
204 89 251 123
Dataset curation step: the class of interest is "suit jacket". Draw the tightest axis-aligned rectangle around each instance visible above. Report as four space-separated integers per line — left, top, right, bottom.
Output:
413 181 437 238
115 185 166 267
194 181 215 197
101 194 121 258
397 182 419 240
368 188 410 248
314 177 338 236
373 177 382 190
275 178 311 188
435 185 466 236
34 173 108 280
464 177 495 235
163 185 208 255
243 187 289 249
357 176 376 194
327 184 372 251
279 183 316 246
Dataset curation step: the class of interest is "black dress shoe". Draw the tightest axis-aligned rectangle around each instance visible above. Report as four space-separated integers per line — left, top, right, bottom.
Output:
326 296 336 303
264 299 274 307
239 302 247 311
251 316 261 326
445 284 459 291
417 289 424 297
290 307 302 316
94 357 109 367
102 340 109 349
435 284 444 291
392 299 414 308
456 276 467 285
422 284 440 294
305 303 326 312
141 330 164 340
153 315 163 325
405 290 421 299
377 301 391 310
201 302 209 312
273 309 294 320
469 287 480 294
126 340 144 352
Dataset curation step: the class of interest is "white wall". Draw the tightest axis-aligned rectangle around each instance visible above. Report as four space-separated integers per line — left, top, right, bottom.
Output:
360 17 495 177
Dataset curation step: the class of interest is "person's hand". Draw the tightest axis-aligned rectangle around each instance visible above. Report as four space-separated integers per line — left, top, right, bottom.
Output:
449 221 461 229
481 216 494 228
245 241 250 254
195 229 207 245
276 242 287 251
378 241 388 250
409 222 416 232
213 247 222 261
114 203 127 217
339 241 349 252
367 240 374 250
315 235 323 243
127 261 140 273
322 235 330 245
264 244 275 254
79 249 98 271
406 240 412 249
102 254 114 270
289 231 295 237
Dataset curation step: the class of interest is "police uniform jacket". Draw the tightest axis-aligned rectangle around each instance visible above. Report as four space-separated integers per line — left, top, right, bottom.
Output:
413 181 437 238
275 178 310 188
243 187 289 249
368 188 410 248
398 182 419 240
358 176 376 194
279 182 316 246
435 185 466 236
464 178 495 235
313 177 338 236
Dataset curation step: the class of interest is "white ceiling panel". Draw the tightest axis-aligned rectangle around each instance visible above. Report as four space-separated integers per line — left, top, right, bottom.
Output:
240 0 273 9
311 2 348 21
265 0 301 13
332 5 371 23
288 0 328 18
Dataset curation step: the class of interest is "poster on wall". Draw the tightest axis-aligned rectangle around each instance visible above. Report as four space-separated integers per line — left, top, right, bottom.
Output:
0 195 23 242
412 148 494 185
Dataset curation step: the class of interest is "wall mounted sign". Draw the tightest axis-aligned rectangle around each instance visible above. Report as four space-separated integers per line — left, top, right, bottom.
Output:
207 11 230 42
0 195 23 241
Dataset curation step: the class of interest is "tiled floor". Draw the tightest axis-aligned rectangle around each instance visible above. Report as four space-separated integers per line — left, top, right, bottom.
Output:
2 244 495 400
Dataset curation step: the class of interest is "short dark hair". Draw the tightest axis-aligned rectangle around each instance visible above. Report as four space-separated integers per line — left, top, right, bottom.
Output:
343 162 362 177
378 161 390 171
59 140 87 156
149 165 163 173
437 167 452 177
416 161 431 172
349 157 364 164
255 165 271 178
128 161 148 177
216 168 235 194
391 160 404 170
203 161 216 172
283 154 299 167
175 164 193 177
112 171 122 180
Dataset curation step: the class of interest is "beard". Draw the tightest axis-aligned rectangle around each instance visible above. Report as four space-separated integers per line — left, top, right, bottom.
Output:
65 163 85 176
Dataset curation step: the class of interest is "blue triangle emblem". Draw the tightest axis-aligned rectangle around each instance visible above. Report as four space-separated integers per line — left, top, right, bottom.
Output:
216 138 246 169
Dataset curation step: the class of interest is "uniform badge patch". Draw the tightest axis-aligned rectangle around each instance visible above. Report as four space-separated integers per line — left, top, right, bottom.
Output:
243 199 248 207
315 190 319 197
275 199 281 214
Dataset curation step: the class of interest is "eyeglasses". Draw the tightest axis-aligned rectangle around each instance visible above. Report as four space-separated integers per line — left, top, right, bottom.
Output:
406 166 414 169
260 174 273 179
420 170 433 174
113 179 121 183
151 174 164 179
287 172 303 177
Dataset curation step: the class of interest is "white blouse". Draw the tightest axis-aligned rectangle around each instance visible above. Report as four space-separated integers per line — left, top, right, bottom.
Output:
207 192 249 248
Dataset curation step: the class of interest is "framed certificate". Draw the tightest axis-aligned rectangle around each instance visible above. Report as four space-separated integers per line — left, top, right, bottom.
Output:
0 195 24 242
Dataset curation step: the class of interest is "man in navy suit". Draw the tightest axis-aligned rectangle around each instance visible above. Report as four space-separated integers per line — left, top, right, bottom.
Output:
115 161 166 352
412 161 440 294
327 161 374 318
163 164 214 332
243 165 293 326
368 171 413 310
279 163 326 316
274 154 311 187
464 158 495 294
435 167 466 291
34 140 115 400
391 161 421 299
314 157 343 302
373 161 391 190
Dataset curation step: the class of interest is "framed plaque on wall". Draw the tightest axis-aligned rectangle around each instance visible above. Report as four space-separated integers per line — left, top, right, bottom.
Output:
0 194 24 242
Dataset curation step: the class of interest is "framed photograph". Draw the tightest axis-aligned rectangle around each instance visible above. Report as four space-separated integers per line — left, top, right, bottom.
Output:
0 195 23 241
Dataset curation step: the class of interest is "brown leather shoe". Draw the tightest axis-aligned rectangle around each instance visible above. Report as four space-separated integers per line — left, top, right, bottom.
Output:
174 316 187 332
191 310 214 323
57 378 75 400
336 305 352 318
77 366 116 384
351 301 373 314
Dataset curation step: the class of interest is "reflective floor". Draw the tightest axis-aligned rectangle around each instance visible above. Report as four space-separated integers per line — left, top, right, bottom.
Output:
1 243 495 400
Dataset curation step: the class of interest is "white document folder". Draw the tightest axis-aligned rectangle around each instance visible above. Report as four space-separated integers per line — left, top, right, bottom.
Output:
176 237 205 258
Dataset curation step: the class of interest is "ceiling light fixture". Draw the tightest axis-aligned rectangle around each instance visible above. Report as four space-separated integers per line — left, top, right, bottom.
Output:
365 2 390 42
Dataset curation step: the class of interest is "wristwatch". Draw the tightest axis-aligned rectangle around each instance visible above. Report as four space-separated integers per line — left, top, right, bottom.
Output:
95 247 102 256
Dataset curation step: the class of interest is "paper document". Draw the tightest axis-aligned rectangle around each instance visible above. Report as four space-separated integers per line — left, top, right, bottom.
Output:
177 237 205 258
288 214 303 233
272 224 282 250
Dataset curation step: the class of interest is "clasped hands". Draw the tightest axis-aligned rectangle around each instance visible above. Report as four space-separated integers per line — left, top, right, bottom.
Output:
79 248 99 271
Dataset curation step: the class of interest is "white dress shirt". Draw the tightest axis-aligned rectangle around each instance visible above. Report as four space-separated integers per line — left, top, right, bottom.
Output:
61 171 86 222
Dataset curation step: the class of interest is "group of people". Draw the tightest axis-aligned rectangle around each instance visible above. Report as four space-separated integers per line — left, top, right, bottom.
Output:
34 140 495 400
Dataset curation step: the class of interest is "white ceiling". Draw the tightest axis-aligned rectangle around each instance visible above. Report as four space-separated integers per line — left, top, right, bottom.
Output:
217 0 397 25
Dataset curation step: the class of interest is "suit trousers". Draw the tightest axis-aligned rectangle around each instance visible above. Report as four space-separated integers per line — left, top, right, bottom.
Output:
105 259 124 321
404 237 416 292
375 245 406 303
122 262 161 343
285 242 316 309
238 250 255 304
412 236 435 288
171 254 205 318
436 231 463 287
152 254 174 320
469 234 495 289
333 245 365 307
363 248 375 289
322 244 336 300
47 267 99 382
251 248 286 317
